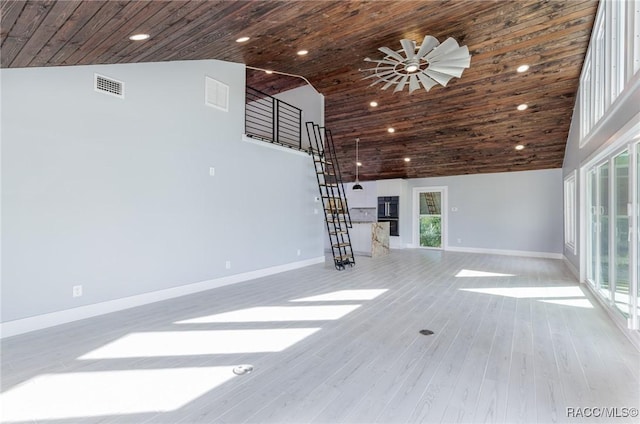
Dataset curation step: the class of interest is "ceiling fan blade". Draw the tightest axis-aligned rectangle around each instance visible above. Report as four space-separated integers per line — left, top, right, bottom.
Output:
361 69 396 80
379 46 405 62
362 71 392 80
425 37 463 61
381 74 403 90
408 74 421 93
400 39 416 59
415 35 440 59
427 64 466 78
423 69 455 86
364 57 402 66
435 45 470 61
417 72 438 91
394 75 409 92
430 57 471 69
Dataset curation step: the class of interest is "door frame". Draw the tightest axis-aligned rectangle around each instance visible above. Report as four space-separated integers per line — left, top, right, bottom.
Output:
412 186 448 250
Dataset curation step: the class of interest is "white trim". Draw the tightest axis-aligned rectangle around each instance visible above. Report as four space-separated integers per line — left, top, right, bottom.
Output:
242 134 310 157
446 245 563 259
583 279 640 351
412 186 448 249
563 255 580 280
581 71 640 148
580 110 640 168
0 256 325 339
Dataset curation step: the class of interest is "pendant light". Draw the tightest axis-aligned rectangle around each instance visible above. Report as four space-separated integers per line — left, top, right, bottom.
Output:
353 138 363 190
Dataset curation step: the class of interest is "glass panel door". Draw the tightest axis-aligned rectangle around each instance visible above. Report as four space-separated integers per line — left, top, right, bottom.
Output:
613 151 630 316
587 168 598 286
599 162 611 300
637 143 639 325
419 191 442 248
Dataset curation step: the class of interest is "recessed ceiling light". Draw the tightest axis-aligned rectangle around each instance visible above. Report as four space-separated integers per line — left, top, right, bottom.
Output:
517 103 528 111
517 64 530 73
387 127 395 133
370 101 378 107
297 49 308 56
356 161 362 167
235 36 250 43
128 33 150 41
265 70 273 74
404 157 411 162
515 144 525 150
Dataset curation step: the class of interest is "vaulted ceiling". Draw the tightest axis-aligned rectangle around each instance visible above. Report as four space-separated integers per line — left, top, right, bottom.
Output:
1 0 598 181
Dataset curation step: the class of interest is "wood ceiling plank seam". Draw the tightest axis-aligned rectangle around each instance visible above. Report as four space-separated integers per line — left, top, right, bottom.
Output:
99 0 213 65
123 1 247 64
159 2 268 63
0 0 27 47
63 0 157 66
11 0 82 68
1 0 54 67
51 0 129 66
471 16 594 58
472 4 597 46
74 1 175 64
172 0 331 65
28 0 108 67
458 1 595 46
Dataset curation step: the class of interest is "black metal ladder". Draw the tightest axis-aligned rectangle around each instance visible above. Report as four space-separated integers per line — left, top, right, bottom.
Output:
306 122 355 270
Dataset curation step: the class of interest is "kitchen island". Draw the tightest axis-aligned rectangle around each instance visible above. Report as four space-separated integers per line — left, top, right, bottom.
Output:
350 221 390 257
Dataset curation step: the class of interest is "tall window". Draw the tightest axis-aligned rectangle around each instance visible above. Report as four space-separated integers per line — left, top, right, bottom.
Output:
580 0 640 144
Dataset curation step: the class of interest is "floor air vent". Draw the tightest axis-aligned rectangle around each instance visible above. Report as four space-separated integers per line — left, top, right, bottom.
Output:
94 74 124 99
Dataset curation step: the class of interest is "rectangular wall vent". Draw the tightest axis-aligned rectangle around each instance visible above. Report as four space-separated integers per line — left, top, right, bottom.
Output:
94 73 124 99
205 76 229 112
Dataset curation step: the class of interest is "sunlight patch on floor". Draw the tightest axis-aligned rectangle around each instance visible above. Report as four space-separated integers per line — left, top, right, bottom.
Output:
176 305 361 323
78 328 320 359
540 298 594 308
455 269 515 277
0 367 236 422
461 286 584 298
289 289 388 302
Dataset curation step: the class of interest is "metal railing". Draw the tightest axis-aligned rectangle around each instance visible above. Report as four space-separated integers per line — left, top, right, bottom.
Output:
245 86 303 150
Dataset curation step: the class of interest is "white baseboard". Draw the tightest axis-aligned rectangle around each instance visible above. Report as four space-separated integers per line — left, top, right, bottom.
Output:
562 256 580 280
0 256 325 339
445 245 563 259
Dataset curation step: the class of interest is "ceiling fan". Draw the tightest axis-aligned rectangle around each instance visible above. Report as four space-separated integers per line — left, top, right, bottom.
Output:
362 35 471 93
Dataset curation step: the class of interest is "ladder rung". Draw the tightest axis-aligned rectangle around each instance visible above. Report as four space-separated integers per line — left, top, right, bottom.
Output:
333 243 351 248
329 231 347 235
335 255 353 261
320 183 339 187
314 159 333 165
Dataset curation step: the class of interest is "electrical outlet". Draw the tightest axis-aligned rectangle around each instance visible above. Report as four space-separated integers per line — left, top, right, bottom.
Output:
209 167 215 176
297 249 301 256
225 260 231 269
457 238 462 244
314 209 318 215
72 285 83 298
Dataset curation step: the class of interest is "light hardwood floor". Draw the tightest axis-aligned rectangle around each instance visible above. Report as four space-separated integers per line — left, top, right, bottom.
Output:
1 250 639 423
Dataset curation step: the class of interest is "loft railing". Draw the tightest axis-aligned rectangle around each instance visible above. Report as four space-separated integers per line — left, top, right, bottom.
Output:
245 86 304 150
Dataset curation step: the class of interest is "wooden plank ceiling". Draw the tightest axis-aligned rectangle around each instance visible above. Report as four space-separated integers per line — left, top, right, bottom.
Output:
1 0 598 181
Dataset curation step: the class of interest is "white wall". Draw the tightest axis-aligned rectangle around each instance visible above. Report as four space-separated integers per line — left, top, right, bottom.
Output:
1 59 324 325
274 84 324 150
344 169 563 256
